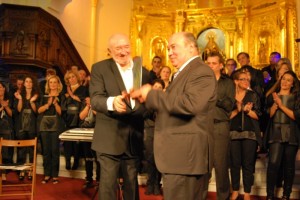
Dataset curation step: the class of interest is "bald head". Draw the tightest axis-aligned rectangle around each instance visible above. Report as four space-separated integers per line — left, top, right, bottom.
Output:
107 33 132 68
168 32 199 69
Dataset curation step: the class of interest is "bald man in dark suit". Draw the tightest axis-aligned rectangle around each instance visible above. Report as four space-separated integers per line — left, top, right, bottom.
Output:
131 32 217 200
89 33 149 200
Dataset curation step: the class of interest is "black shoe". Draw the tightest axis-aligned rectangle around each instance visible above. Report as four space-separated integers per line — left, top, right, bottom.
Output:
52 178 59 184
27 170 32 180
19 171 25 181
42 176 51 184
83 181 93 188
282 196 290 200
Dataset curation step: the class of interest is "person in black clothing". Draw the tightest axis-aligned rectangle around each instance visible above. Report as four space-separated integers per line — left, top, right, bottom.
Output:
14 75 40 180
79 96 100 188
225 58 237 78
262 52 281 82
203 52 236 200
0 82 14 164
264 71 300 200
149 56 162 83
63 70 87 170
229 69 262 200
144 79 165 196
38 75 65 184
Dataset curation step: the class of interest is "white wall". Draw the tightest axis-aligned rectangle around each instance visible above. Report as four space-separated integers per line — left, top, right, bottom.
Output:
0 0 133 71
94 0 133 64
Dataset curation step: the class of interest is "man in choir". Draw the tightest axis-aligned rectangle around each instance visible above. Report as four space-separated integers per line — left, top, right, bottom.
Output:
89 33 149 200
203 52 236 200
131 32 217 200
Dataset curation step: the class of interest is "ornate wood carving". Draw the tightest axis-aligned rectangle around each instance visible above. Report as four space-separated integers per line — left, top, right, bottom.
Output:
0 3 88 82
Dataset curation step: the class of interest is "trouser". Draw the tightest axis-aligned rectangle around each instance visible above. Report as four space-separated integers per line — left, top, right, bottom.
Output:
163 173 205 200
202 122 230 200
82 142 100 181
144 130 161 188
230 139 257 193
40 131 60 177
267 142 298 197
63 141 80 164
16 130 35 164
0 131 14 164
97 153 140 200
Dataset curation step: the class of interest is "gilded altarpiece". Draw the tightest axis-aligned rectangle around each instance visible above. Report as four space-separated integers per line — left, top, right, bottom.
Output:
131 0 299 75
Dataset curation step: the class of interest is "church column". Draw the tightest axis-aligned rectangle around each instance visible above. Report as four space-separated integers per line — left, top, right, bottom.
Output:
286 1 298 72
89 0 97 70
175 10 185 32
295 0 300 75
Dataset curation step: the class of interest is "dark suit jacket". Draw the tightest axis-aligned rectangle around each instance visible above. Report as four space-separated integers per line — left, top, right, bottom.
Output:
146 57 217 175
89 58 149 156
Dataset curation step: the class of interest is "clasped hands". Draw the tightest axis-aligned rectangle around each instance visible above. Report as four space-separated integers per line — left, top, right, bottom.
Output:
272 92 282 110
112 84 152 113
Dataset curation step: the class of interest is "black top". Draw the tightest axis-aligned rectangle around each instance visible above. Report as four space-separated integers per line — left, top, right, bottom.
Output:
265 94 300 146
0 100 13 135
15 98 38 133
230 89 262 144
214 74 235 121
63 85 87 128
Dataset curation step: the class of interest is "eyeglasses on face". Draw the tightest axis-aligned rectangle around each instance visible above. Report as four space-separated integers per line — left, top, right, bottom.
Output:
238 78 250 82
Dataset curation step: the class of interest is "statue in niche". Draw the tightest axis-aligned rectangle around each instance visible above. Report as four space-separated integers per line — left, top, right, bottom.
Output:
202 31 223 61
152 38 166 62
258 37 268 63
15 30 25 54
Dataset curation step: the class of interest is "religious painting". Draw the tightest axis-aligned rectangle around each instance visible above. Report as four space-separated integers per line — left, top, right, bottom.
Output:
197 28 226 61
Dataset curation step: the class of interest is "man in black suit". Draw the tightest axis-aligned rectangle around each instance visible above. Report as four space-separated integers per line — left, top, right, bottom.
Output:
89 33 149 200
131 32 217 200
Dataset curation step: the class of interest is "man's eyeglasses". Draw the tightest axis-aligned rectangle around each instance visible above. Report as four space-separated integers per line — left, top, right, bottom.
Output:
238 78 250 82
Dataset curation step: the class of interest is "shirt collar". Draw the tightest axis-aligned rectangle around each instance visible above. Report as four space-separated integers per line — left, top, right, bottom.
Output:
115 60 133 72
177 56 199 73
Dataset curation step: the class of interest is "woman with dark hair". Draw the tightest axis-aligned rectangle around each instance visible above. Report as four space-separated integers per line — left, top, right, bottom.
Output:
14 75 40 180
229 69 262 200
38 75 65 184
0 82 13 164
265 71 300 200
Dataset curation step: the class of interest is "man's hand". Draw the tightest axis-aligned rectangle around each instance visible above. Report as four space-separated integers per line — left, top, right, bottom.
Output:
113 95 127 113
130 84 152 103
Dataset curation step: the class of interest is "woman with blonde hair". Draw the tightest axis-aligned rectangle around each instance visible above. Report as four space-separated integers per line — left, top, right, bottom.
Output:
63 70 87 170
38 75 65 184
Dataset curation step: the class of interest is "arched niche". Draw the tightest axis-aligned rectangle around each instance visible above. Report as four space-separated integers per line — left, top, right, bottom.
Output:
197 28 226 61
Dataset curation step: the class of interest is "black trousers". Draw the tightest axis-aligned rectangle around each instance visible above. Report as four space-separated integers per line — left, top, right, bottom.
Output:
63 141 80 164
230 139 257 193
0 131 14 164
267 142 298 197
97 153 139 200
82 142 100 181
144 128 161 188
40 131 60 177
203 122 230 200
163 173 205 200
16 130 35 164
